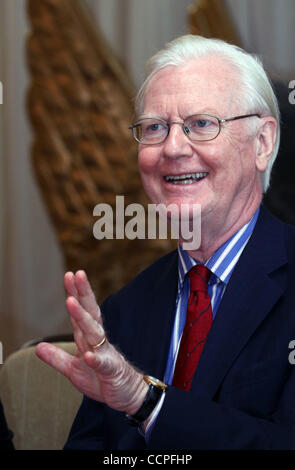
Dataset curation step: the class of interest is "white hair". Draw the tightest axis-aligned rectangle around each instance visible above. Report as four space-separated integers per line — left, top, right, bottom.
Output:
135 35 280 193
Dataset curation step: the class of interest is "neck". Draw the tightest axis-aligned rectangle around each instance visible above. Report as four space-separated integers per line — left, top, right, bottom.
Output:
181 194 262 264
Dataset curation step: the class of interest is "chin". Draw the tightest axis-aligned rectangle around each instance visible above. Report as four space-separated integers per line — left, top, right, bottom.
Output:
154 199 203 223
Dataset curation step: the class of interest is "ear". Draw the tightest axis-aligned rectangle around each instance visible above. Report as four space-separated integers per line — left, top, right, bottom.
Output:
255 117 277 172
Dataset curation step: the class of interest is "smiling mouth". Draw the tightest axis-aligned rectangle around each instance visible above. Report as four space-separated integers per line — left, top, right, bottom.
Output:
164 172 208 185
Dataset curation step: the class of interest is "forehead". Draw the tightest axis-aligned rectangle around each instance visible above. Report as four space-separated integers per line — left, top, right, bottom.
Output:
142 57 240 117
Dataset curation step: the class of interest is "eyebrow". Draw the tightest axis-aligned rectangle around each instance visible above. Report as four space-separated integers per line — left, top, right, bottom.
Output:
137 109 222 121
137 113 163 120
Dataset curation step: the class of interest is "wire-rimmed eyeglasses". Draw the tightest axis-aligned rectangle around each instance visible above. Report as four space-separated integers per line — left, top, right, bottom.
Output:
129 113 260 145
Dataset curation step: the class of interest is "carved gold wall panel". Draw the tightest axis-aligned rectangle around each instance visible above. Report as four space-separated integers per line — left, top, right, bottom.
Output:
26 0 175 302
188 0 241 46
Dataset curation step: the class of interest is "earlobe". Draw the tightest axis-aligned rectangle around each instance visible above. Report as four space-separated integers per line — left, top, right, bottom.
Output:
255 117 277 172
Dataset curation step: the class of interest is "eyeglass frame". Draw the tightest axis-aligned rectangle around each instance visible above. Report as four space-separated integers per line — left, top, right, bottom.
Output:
128 113 261 145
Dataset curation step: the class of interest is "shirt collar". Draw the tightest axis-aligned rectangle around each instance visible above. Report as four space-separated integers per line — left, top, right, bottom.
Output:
178 207 260 289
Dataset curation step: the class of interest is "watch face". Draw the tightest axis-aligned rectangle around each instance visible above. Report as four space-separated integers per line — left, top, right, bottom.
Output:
144 375 167 391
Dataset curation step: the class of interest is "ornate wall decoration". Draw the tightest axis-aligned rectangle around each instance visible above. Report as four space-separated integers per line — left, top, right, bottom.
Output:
26 0 175 302
188 0 241 45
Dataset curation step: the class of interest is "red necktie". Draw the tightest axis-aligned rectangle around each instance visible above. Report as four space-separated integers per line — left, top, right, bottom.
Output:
172 265 213 391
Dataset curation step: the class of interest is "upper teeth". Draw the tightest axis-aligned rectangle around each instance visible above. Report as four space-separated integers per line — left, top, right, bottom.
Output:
165 172 208 182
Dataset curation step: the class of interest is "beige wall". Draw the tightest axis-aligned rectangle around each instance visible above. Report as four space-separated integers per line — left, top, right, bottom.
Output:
226 0 295 77
0 0 69 359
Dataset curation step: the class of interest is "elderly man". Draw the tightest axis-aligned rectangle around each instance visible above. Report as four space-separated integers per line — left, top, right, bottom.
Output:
36 35 295 449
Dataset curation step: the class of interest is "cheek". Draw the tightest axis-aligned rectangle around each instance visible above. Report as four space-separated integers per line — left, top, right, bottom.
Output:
138 149 159 195
236 140 258 178
138 148 159 175
207 142 244 189
219 141 257 193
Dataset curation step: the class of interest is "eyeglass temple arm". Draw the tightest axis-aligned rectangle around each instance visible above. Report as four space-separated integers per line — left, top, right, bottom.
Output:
220 113 260 123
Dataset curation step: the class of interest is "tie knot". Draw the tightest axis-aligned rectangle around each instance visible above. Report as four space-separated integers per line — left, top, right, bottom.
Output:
188 265 211 292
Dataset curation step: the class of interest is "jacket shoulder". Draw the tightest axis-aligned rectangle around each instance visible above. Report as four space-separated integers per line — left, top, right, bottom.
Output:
103 249 178 306
100 249 178 341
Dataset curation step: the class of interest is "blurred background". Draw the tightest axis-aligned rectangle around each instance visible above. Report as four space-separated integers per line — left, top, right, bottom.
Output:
0 0 295 359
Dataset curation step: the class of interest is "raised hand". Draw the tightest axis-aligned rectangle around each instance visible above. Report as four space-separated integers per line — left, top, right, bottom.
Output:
35 271 148 415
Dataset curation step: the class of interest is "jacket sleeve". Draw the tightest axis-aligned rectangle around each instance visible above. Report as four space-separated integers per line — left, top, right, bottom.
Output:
64 396 105 450
147 370 295 450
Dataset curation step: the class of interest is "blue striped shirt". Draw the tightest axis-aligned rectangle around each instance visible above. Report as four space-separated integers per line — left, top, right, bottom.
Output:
145 207 260 435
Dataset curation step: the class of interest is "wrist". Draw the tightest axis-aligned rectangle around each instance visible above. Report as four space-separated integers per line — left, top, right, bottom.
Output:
125 375 168 427
126 375 149 416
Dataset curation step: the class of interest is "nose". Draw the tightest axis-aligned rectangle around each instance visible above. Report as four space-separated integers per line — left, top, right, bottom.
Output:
161 122 193 160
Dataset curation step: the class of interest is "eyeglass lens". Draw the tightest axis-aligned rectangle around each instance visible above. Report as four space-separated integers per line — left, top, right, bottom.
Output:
133 114 220 144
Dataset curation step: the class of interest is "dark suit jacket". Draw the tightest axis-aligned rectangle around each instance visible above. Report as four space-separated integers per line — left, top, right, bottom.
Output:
65 205 295 449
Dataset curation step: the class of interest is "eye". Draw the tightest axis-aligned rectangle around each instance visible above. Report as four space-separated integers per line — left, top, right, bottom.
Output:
193 118 212 128
195 119 211 127
141 120 167 136
186 115 219 135
148 123 163 132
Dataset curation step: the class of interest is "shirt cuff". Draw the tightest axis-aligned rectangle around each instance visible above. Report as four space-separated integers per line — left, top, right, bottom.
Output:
140 391 166 440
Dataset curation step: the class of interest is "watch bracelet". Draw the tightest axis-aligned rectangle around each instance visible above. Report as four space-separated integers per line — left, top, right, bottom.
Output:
125 380 166 426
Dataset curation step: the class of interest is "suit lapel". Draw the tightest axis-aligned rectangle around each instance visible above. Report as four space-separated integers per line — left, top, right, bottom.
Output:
132 251 179 379
190 206 288 398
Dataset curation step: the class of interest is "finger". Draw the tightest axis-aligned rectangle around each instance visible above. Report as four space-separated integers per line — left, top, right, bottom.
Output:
35 342 75 379
74 270 102 323
65 273 89 354
66 296 105 348
64 273 90 353
64 272 78 298
70 317 89 354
